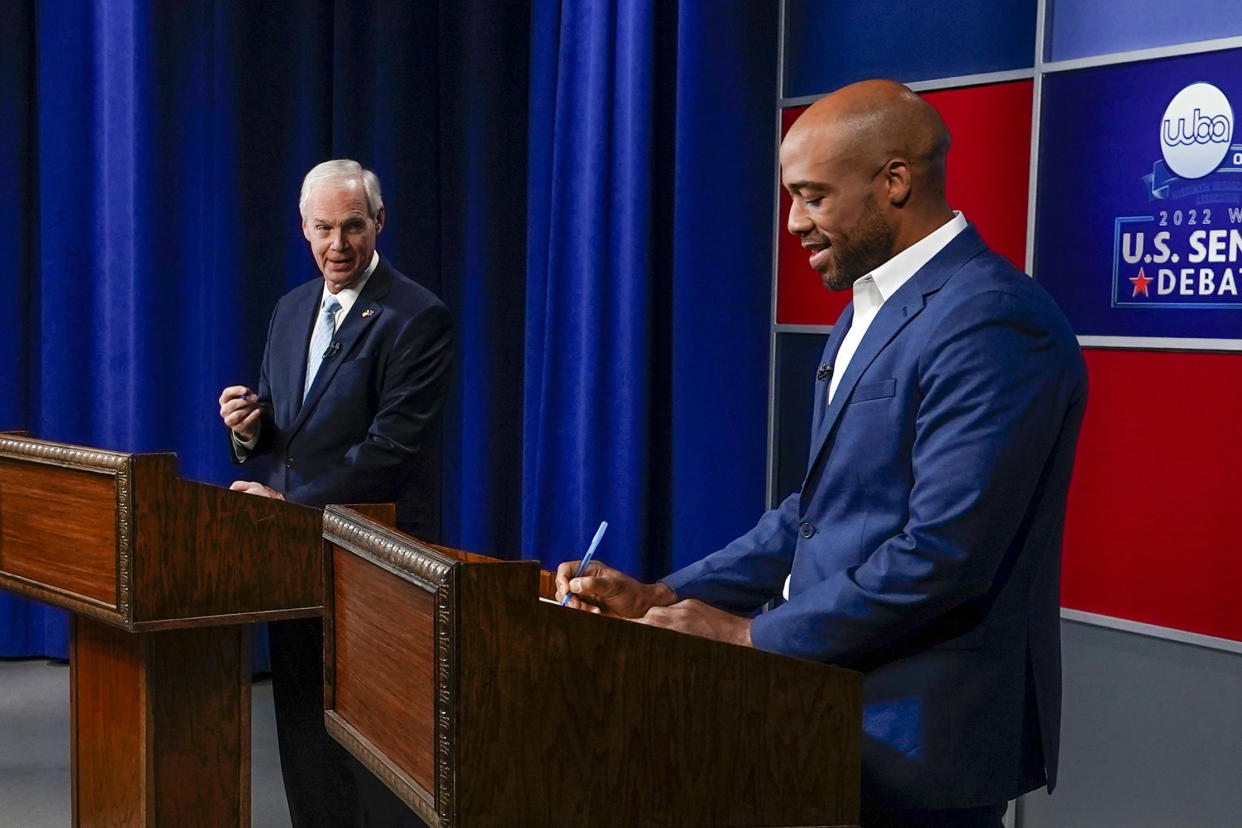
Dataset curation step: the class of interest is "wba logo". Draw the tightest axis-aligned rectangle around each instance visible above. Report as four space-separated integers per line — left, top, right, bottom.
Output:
1112 81 1242 309
1160 82 1234 179
1162 109 1230 145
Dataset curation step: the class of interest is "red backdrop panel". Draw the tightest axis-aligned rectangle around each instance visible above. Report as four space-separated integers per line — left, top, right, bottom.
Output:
1063 348 1242 641
776 80 1033 325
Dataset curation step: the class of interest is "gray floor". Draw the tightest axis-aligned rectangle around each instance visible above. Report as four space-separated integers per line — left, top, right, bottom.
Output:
0 658 292 827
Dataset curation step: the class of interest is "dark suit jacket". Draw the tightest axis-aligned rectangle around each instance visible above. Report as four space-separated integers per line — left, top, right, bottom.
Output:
664 226 1087 809
237 257 453 537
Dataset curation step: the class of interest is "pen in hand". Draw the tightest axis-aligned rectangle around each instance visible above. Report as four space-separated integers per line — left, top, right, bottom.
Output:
560 520 608 606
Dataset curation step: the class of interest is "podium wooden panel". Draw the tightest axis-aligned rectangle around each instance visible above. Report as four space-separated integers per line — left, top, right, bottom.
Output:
0 434 325 827
322 506 863 828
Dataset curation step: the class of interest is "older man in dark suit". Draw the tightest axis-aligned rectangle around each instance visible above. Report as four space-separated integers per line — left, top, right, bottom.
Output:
219 159 452 827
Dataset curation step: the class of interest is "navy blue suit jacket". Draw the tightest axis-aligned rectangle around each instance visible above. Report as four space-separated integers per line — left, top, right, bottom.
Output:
238 257 453 537
664 226 1087 809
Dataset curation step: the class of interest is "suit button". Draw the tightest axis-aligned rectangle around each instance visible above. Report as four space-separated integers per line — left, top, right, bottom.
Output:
285 457 296 469
799 522 815 538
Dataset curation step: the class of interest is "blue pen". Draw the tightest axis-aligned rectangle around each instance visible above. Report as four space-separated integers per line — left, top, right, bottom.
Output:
560 520 608 606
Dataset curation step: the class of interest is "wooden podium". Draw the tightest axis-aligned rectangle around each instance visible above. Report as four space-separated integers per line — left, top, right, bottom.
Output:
322 506 863 828
0 434 324 827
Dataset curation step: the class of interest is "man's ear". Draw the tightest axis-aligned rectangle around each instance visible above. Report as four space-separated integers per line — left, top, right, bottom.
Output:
884 159 912 207
374 205 387 234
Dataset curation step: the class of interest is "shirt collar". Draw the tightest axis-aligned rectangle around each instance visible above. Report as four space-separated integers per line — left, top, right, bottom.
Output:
321 250 379 319
852 211 968 314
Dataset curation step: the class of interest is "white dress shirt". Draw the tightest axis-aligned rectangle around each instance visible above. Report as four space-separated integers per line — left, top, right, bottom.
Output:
828 212 967 403
233 251 381 456
783 212 968 600
305 250 380 369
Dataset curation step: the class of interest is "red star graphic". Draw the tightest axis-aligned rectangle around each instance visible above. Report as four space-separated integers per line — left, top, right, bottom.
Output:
1130 267 1153 297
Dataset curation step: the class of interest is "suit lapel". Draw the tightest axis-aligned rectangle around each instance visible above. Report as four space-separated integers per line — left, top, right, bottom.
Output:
805 286 926 470
803 225 989 476
805 305 854 466
272 287 321 429
289 259 394 436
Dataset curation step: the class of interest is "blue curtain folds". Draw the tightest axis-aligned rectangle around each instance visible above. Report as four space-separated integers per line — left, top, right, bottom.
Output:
1 0 777 656
524 0 776 578
523 0 678 577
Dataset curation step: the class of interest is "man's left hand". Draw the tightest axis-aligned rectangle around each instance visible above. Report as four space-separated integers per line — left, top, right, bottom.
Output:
229 481 286 500
634 599 753 648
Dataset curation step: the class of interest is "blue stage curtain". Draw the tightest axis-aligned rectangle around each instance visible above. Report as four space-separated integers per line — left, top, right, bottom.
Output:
430 2 534 560
0 0 65 658
1 0 777 656
0 0 533 659
523 0 777 578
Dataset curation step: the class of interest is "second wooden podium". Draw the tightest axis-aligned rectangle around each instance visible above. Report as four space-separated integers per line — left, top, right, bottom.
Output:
321 505 863 828
0 433 324 827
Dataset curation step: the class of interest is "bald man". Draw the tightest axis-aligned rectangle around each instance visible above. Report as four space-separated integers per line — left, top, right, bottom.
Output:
556 80 1086 827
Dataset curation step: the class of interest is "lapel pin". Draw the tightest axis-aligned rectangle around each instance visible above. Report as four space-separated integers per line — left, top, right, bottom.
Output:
361 308 375 318
816 363 833 382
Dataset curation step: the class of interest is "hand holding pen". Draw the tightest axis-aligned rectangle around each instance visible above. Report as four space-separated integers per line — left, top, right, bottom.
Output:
555 523 677 617
560 521 608 606
217 384 262 441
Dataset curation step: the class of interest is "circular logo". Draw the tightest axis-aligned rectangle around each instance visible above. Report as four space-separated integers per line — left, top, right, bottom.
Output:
1160 82 1234 179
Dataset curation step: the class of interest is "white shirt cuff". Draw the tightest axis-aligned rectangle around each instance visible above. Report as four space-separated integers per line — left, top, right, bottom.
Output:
231 427 259 459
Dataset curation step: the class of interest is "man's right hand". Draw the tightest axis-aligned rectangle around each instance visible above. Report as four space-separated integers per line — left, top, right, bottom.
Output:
554 559 676 618
218 385 261 441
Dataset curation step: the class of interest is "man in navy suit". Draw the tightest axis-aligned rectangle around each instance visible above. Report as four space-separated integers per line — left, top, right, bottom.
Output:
219 159 451 827
556 80 1086 827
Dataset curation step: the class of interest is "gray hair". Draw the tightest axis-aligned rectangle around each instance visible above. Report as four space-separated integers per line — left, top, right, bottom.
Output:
299 159 384 221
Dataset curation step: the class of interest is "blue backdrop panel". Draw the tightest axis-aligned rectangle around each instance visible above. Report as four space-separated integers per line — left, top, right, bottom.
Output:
1046 0 1242 63
783 0 1036 98
1035 49 1242 340
773 332 828 506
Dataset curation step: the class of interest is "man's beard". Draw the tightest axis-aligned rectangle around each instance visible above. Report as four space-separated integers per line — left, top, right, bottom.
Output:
821 193 895 292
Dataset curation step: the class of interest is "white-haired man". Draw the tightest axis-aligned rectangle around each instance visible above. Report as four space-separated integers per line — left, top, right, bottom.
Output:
219 159 452 827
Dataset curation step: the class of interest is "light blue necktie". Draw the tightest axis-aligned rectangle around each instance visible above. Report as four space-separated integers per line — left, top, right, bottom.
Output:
304 295 341 401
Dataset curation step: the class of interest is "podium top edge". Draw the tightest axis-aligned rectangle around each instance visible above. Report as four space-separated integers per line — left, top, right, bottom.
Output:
323 505 455 584
0 433 177 472
324 505 529 589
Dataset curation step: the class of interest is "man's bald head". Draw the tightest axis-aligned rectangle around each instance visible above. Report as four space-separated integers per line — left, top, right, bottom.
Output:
787 79 951 201
780 79 955 290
